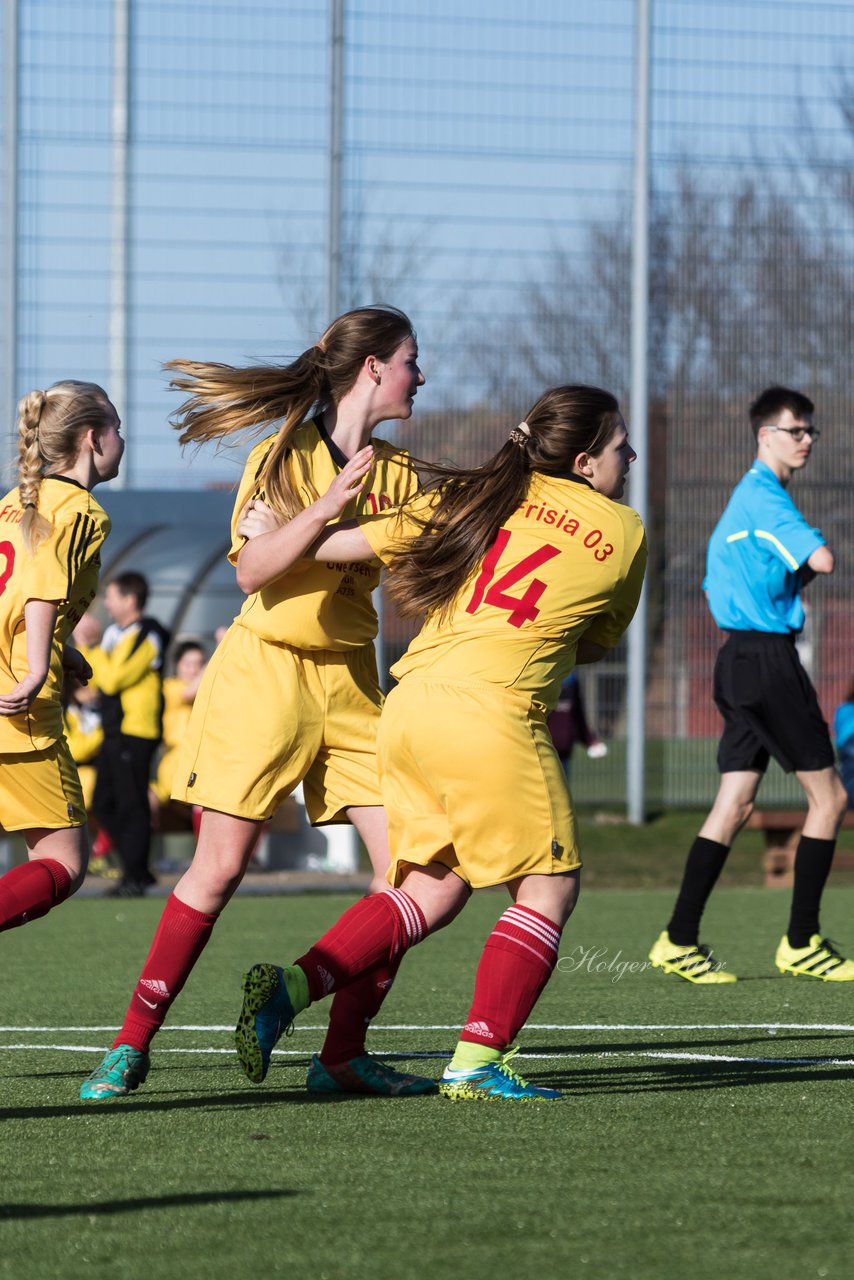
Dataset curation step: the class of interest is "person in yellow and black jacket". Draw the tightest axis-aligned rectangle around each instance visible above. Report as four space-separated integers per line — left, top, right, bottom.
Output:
90 571 170 896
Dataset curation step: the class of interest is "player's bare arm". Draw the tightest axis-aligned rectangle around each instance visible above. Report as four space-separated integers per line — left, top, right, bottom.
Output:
806 544 834 576
236 447 375 593
0 597 58 715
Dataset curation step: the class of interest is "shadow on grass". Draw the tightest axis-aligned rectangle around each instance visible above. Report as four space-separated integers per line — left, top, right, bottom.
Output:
0 1189 299 1220
546 1060 854 1093
0 1085 375 1120
525 1030 854 1057
528 1033 854 1093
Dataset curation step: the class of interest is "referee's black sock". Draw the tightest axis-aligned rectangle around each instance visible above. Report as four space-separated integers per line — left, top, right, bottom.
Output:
787 835 836 948
666 836 731 946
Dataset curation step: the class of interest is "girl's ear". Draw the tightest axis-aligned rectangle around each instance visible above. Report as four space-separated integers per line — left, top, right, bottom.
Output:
82 426 100 456
574 450 594 478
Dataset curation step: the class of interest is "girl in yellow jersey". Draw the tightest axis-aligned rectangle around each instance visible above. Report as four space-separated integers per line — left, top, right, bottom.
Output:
0 382 123 933
232 385 647 1101
148 640 206 818
81 305 446 1102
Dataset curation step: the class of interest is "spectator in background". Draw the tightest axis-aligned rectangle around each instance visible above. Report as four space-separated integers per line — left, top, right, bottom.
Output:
62 675 103 812
90 571 170 897
547 671 607 779
149 640 207 830
833 681 854 809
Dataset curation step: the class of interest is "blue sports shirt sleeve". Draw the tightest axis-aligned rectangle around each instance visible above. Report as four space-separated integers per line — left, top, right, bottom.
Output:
749 482 824 571
703 463 826 634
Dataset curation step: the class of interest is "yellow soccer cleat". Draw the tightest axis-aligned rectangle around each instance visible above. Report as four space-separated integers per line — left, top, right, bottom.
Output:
648 931 737 984
775 934 854 981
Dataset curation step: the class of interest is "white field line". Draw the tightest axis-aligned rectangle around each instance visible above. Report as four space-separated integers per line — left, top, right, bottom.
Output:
2 1044 854 1067
3 1022 854 1033
0 1024 850 1064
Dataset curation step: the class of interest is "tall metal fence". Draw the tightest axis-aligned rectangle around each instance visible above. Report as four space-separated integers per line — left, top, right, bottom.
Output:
3 0 854 809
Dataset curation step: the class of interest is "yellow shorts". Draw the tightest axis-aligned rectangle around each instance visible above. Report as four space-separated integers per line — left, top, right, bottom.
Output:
171 623 383 823
0 738 86 831
377 677 581 890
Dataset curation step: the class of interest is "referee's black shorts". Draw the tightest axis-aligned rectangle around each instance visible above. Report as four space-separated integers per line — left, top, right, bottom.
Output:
713 630 835 775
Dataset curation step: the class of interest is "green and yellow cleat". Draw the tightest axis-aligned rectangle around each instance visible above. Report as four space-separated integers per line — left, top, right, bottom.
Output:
439 1047 561 1101
775 934 854 981
235 963 296 1084
648 931 737 984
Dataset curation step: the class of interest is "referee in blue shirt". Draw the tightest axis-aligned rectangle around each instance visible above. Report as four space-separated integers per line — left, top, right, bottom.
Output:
650 386 853 983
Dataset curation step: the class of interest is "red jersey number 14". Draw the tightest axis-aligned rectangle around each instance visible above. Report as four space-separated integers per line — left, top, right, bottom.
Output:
0 541 15 596
465 529 559 628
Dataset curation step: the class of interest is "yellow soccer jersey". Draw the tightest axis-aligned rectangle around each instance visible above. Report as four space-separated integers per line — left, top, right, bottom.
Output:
229 418 418 650
150 677 194 802
161 676 193 749
0 478 110 753
63 701 104 765
361 471 647 712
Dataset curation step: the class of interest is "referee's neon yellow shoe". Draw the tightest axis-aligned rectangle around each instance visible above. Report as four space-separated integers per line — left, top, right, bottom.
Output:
775 934 854 981
648 931 737 983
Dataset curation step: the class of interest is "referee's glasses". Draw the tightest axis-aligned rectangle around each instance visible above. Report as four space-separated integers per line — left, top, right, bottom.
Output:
766 424 820 442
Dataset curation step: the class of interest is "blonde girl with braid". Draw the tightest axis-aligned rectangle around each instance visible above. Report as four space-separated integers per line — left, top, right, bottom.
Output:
81 304 450 1102
0 381 123 934
231 385 646 1101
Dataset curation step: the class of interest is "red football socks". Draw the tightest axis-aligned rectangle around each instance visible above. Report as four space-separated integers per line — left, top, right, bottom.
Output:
295 887 426 1005
0 858 72 932
459 905 562 1050
113 893 217 1053
319 954 404 1066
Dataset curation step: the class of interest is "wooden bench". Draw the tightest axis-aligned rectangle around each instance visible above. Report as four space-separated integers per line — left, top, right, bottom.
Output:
747 810 854 887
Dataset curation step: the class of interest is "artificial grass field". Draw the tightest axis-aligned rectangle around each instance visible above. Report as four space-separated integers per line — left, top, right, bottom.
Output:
3 885 853 1280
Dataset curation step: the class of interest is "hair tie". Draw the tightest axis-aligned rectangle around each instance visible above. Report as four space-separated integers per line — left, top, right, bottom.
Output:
508 420 530 446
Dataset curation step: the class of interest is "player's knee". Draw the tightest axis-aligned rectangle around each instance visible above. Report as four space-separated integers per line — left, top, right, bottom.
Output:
209 865 245 899
831 777 849 824
67 866 87 895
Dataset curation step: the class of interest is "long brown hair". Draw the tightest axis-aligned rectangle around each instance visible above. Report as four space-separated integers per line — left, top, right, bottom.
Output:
166 305 415 521
17 381 114 554
387 385 621 620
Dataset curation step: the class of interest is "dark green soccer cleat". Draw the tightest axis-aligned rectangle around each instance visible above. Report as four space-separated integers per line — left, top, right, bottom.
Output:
235 963 296 1083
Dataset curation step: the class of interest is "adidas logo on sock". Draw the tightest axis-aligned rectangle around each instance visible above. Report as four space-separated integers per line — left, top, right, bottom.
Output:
318 966 335 995
377 978 394 991
462 1020 494 1039
139 979 170 999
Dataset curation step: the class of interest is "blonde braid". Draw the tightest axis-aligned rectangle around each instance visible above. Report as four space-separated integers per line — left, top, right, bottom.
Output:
17 390 54 554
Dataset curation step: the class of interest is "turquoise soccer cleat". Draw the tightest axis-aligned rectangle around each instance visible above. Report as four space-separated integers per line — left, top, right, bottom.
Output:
306 1053 438 1096
79 1045 150 1100
235 963 295 1084
439 1046 561 1101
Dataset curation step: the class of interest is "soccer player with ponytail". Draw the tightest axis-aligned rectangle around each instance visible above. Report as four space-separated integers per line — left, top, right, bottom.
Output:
0 381 123 932
233 384 647 1101
81 305 445 1101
